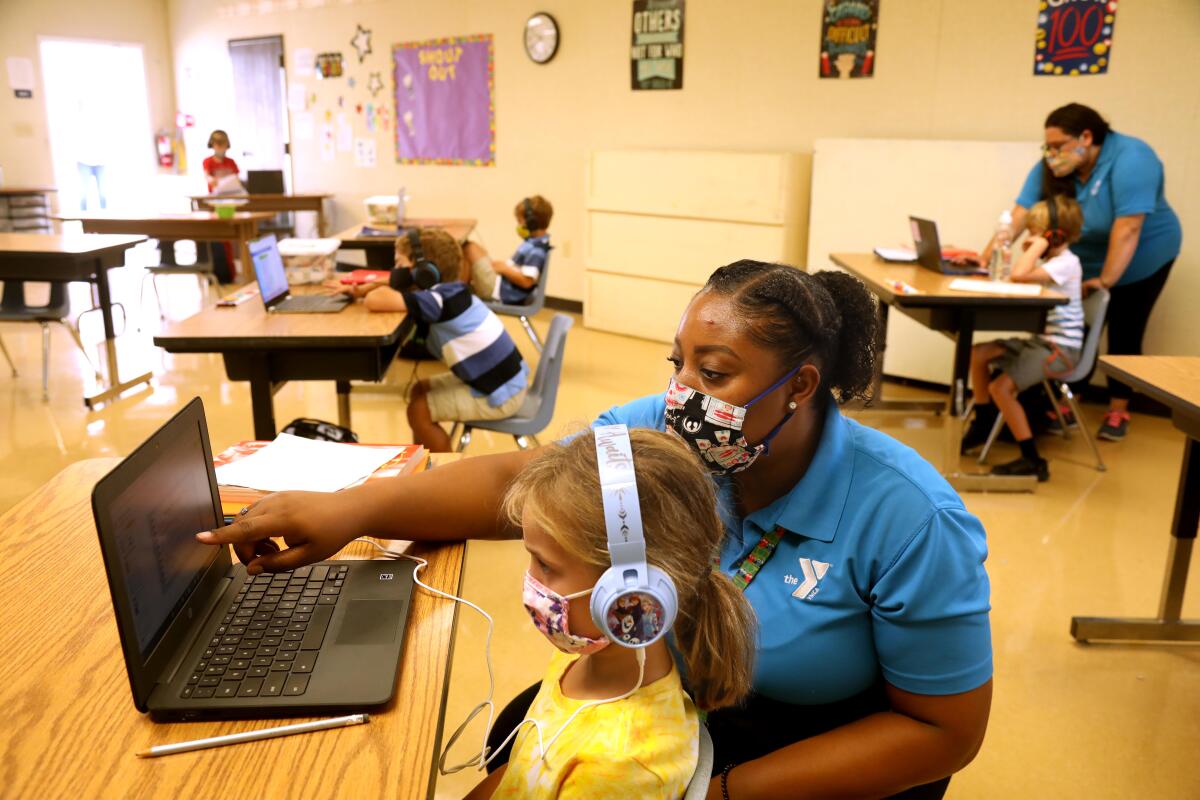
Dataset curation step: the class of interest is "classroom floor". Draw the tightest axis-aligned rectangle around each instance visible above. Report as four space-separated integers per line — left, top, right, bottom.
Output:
1 261 1196 799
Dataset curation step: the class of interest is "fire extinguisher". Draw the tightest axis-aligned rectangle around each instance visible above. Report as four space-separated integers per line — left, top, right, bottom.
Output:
155 131 175 168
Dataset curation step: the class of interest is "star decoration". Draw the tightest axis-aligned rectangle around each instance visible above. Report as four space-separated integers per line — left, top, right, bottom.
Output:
351 24 372 63
367 71 384 97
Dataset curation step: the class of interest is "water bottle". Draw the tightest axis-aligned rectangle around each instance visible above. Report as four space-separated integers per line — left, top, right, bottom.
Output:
989 210 1013 281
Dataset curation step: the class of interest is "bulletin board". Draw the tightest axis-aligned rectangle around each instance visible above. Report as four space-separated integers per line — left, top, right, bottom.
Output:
807 138 1042 384
392 34 495 166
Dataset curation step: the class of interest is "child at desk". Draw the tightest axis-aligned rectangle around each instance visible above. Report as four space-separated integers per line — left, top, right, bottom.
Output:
202 130 240 281
465 428 756 800
461 195 553 305
350 228 529 452
962 196 1086 481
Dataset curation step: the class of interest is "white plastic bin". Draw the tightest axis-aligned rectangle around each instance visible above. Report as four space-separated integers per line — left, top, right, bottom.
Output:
277 238 342 284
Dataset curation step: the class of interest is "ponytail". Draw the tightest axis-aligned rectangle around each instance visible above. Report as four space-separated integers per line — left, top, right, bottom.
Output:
674 569 757 711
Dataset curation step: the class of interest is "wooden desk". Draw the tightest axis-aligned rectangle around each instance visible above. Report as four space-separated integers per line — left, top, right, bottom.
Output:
191 194 332 236
0 232 152 406
0 457 465 799
1072 356 1200 644
336 218 477 268
154 290 408 438
60 212 274 279
832 253 1066 492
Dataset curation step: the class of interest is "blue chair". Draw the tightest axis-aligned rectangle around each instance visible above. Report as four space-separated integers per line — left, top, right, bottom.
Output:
450 314 573 452
979 287 1110 472
0 281 102 400
484 250 550 352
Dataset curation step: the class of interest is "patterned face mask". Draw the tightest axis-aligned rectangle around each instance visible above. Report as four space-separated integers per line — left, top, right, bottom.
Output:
522 572 609 655
663 368 799 475
1045 145 1086 177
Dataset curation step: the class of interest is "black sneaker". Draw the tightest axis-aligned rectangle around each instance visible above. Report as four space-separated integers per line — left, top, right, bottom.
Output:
991 455 1050 482
1044 406 1077 436
960 414 996 455
1097 410 1130 441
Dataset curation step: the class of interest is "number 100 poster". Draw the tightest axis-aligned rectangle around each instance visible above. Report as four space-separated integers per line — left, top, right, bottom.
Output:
1034 0 1118 76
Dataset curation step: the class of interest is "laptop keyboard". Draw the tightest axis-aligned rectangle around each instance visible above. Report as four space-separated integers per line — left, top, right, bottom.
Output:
179 564 348 700
279 294 346 311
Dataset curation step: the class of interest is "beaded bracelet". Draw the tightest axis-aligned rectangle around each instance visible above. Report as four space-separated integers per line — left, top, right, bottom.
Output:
721 762 736 800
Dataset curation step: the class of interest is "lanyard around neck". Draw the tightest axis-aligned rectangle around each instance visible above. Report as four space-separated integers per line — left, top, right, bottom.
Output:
726 526 785 591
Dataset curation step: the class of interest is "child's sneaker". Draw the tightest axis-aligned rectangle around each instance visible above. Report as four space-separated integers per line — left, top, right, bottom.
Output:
991 455 1050 482
1097 410 1131 441
1045 405 1078 436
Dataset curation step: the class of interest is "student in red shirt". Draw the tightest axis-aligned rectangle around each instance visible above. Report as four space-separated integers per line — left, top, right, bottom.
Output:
202 130 239 281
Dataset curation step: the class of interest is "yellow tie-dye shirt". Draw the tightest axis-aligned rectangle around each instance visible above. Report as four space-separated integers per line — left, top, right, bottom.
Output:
492 651 699 799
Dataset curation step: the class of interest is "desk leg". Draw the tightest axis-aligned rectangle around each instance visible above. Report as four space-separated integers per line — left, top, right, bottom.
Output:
336 380 353 430
238 231 253 286
317 204 326 238
1072 438 1200 643
943 312 1036 493
83 262 153 409
248 357 279 440
860 302 945 414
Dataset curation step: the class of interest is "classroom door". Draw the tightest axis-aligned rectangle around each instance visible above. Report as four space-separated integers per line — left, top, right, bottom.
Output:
227 35 291 186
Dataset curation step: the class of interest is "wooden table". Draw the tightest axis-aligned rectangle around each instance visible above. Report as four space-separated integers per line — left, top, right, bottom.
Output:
0 232 152 407
154 290 408 439
336 218 477 268
0 457 465 799
60 212 275 278
832 253 1066 492
191 194 332 236
1071 356 1200 644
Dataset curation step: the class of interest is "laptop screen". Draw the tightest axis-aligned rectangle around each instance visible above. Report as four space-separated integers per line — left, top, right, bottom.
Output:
250 234 289 305
105 412 220 658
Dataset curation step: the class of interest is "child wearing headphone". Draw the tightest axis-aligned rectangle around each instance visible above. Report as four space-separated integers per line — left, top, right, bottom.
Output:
961 195 1086 482
202 130 241 194
465 427 756 800
350 227 529 451
461 195 553 304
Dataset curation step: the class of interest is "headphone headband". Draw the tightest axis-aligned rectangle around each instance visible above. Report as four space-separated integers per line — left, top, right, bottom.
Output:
522 197 537 233
1045 196 1066 248
595 425 647 572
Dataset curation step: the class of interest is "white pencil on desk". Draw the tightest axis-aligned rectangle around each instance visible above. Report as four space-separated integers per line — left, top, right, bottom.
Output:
136 713 369 758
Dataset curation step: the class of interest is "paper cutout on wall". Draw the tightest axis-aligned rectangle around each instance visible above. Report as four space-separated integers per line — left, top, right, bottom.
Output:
367 71 385 97
1034 0 1117 76
819 0 879 78
336 113 352 152
294 112 315 141
348 76 357 89
319 123 335 161
288 83 308 112
293 48 314 77
354 137 376 168
351 24 373 63
365 103 376 132
392 34 495 166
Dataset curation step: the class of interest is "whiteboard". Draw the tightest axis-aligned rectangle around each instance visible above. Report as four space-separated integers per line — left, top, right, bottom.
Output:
807 138 1042 384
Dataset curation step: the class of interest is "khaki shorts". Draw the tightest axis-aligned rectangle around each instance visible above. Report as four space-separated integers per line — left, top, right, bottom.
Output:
991 338 1080 392
469 256 501 301
425 370 527 423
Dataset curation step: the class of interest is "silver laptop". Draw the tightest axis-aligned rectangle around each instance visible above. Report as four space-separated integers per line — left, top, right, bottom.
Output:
251 234 351 313
909 216 988 276
91 397 415 720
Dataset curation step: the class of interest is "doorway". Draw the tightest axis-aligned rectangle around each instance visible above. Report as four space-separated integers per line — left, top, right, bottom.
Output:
227 35 292 185
39 38 155 212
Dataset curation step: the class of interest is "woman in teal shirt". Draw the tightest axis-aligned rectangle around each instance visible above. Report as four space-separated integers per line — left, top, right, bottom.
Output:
990 103 1182 442
199 263 993 798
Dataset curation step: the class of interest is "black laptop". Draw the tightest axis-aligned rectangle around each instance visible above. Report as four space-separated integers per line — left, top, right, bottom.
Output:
909 216 988 276
91 397 415 720
250 234 351 313
246 169 286 194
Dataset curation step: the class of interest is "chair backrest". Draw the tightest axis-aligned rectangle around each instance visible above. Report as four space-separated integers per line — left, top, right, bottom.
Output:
522 313 573 426
485 246 551 316
246 170 286 194
1056 287 1110 383
683 723 715 800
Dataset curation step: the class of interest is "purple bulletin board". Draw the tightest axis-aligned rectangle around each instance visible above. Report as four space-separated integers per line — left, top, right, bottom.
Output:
393 34 495 166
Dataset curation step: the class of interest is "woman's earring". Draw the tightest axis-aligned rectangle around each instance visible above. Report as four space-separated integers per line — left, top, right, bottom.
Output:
787 400 798 411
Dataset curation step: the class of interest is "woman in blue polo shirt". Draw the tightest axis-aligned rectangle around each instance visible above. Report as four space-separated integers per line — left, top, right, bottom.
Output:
989 103 1182 442
200 263 993 799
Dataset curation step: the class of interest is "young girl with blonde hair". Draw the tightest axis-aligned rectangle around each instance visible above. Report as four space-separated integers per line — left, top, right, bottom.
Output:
467 427 757 799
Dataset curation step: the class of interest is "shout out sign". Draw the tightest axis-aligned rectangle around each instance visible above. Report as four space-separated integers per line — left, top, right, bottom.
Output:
1034 0 1118 76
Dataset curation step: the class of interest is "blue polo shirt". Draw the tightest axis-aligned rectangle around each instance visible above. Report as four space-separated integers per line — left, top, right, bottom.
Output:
595 394 992 705
1016 131 1181 286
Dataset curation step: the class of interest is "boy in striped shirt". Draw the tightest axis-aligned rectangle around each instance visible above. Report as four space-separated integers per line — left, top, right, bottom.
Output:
357 228 529 451
962 196 1086 481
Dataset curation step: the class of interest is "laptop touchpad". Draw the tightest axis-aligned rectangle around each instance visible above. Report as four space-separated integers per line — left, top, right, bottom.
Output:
335 600 402 644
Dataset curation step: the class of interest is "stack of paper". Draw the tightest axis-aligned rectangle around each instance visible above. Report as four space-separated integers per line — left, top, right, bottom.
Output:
215 433 403 493
948 279 1042 297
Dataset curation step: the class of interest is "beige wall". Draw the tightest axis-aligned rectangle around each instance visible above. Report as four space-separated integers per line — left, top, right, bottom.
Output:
0 0 176 189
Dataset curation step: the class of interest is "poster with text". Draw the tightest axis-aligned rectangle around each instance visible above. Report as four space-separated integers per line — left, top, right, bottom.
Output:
393 34 495 166
1034 0 1117 76
631 0 684 90
819 0 879 79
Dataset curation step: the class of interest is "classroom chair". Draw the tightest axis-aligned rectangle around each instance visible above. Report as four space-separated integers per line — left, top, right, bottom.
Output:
683 723 715 800
0 280 103 400
484 250 551 352
978 287 1110 472
450 313 572 452
139 262 219 322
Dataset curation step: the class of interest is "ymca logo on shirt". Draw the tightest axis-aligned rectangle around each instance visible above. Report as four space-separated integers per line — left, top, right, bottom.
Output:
783 557 832 600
